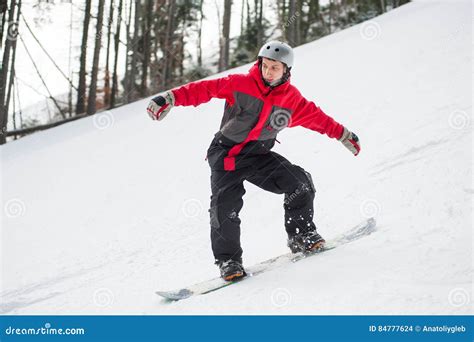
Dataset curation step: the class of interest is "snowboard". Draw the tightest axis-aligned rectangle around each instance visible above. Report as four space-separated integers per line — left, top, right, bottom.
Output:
156 217 376 301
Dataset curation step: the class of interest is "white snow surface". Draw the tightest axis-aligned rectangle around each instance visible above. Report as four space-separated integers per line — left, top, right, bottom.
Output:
1 0 472 315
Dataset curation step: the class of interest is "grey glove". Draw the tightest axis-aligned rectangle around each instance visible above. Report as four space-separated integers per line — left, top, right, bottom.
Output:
146 91 175 121
339 127 360 156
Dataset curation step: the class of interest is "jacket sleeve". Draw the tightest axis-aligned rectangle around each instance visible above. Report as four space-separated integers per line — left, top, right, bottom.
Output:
289 90 344 140
171 75 236 107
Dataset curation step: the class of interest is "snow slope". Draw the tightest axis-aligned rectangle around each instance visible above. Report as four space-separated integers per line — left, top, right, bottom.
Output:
1 0 472 315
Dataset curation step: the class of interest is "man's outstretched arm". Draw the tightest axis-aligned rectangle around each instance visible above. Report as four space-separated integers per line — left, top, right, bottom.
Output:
146 75 236 120
290 94 361 156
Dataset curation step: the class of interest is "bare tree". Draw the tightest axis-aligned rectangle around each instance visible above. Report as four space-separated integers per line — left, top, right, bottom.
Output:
87 0 106 115
287 0 297 45
140 0 153 97
295 0 302 45
239 0 244 36
111 0 123 108
5 0 20 130
177 7 185 81
0 0 18 144
218 0 232 72
0 0 8 48
126 0 140 102
123 0 133 102
301 0 320 43
162 0 176 88
256 0 263 48
104 0 115 107
76 0 92 115
277 0 287 39
197 0 204 67
328 0 333 33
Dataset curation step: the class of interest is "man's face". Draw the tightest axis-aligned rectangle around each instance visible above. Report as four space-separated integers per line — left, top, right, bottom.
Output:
261 58 285 83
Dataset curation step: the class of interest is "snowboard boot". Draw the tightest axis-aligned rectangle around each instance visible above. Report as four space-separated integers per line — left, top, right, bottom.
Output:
216 259 247 281
287 230 326 253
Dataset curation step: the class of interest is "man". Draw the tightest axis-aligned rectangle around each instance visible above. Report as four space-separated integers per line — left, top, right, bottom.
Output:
147 41 360 281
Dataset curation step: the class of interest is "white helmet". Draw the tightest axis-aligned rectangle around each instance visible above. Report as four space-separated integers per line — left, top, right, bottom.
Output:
258 41 294 68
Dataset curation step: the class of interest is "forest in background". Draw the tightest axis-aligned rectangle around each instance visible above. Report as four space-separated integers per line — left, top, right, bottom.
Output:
0 0 410 144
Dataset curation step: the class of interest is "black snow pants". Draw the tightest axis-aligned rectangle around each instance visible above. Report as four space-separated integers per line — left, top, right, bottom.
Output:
207 134 318 263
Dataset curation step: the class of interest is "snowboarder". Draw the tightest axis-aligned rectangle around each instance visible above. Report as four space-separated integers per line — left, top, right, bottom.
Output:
147 41 360 281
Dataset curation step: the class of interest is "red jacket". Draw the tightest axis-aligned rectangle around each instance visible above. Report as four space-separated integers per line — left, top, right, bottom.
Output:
171 61 344 171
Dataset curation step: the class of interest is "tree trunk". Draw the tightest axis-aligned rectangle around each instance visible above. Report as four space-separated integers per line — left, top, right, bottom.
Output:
123 0 132 102
197 0 203 67
257 0 263 48
0 0 16 144
76 0 92 115
295 0 302 45
104 0 114 107
218 0 232 72
0 3 7 49
111 0 123 108
163 0 175 88
86 0 105 115
305 0 320 41
287 0 296 45
277 0 285 40
328 0 333 34
67 0 73 117
5 0 20 131
12 76 22 136
246 0 251 31
239 0 244 36
178 7 186 80
127 0 140 102
140 0 153 97
150 0 165 93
